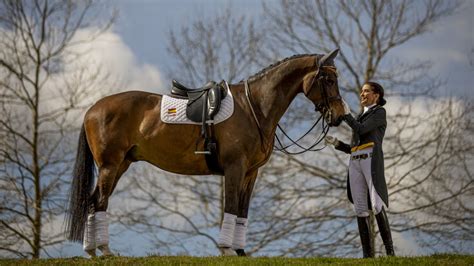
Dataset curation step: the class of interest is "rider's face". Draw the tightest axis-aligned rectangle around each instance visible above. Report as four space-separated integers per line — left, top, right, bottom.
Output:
360 84 379 107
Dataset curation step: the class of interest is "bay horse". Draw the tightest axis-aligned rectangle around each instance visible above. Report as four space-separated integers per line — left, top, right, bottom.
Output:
65 50 346 257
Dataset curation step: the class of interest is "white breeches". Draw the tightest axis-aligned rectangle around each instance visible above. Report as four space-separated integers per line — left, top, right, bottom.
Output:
349 147 384 217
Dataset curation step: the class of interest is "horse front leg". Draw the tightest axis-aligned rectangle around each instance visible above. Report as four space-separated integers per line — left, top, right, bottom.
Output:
218 162 247 256
233 169 258 256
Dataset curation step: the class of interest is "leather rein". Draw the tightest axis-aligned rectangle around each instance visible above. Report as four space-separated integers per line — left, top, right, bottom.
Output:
244 72 338 154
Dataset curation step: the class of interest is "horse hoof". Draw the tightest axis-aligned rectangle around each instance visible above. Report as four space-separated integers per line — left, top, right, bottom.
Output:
98 245 114 256
235 249 247 256
220 247 237 256
85 249 96 258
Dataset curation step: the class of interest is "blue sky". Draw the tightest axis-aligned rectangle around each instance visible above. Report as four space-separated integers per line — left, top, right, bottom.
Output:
111 0 473 98
114 0 262 72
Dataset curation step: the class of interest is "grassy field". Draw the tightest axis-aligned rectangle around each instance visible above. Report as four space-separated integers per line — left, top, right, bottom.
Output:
1 254 473 265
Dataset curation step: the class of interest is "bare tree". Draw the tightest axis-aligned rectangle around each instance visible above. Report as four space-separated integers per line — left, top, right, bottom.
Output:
263 0 472 256
0 0 114 258
166 8 269 85
112 0 473 257
384 100 473 253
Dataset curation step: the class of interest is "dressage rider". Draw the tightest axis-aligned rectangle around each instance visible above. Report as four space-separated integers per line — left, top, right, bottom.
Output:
325 82 395 258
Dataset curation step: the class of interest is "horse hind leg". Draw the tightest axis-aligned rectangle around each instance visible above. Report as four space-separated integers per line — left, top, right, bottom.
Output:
86 161 131 257
83 210 97 257
83 166 117 257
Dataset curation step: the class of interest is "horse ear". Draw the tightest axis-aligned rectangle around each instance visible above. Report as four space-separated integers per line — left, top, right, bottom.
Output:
319 49 339 67
303 70 318 95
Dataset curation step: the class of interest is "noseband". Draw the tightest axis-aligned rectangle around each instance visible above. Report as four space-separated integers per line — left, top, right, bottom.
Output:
317 82 341 123
308 67 341 121
316 82 341 111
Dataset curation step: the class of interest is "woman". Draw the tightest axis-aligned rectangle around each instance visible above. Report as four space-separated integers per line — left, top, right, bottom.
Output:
325 82 395 258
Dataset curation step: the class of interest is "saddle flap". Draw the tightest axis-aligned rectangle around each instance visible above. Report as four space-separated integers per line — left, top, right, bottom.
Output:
207 86 222 119
185 91 207 122
184 82 227 123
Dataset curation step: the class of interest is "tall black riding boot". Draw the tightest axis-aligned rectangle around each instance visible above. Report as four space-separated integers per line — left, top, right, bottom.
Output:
375 208 395 256
357 216 373 258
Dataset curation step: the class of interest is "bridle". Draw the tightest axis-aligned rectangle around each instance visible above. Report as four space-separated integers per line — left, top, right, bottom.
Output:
310 66 341 123
244 65 341 155
274 66 340 154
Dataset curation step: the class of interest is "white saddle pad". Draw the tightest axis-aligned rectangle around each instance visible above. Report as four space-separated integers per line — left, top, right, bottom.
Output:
160 87 234 125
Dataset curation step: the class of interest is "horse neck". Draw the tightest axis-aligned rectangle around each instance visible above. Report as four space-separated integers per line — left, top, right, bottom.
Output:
249 56 316 137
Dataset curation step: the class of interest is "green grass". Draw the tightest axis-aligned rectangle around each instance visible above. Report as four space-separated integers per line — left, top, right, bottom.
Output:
1 254 473 265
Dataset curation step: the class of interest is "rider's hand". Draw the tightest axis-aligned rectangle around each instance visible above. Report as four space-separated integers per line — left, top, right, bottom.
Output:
324 135 339 146
342 99 351 115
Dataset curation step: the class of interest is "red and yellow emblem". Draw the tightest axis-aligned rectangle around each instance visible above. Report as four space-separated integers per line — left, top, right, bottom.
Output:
167 107 177 116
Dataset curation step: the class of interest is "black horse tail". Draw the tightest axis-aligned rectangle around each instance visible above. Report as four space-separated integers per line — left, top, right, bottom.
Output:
65 124 96 242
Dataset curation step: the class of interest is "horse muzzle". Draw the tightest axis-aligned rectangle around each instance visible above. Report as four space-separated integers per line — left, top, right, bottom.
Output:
319 107 342 127
332 116 343 126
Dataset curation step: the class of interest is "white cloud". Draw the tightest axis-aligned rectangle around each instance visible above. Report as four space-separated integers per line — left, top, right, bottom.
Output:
394 0 473 61
64 28 165 94
36 28 167 125
387 0 474 97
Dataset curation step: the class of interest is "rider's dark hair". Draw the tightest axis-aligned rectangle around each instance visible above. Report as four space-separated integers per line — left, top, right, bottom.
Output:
365 81 386 106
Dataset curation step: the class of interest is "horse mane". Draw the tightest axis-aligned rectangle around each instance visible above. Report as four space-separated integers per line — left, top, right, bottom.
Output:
246 53 323 82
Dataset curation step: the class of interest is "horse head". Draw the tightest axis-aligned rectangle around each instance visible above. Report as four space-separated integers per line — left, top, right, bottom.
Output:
302 49 345 126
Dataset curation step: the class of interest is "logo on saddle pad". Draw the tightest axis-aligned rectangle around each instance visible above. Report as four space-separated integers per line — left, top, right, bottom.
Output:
167 108 177 116
161 85 234 125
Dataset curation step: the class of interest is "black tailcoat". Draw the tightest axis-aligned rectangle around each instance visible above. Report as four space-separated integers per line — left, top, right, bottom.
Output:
335 105 389 207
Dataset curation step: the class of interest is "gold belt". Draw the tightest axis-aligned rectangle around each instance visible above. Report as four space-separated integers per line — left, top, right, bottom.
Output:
351 142 374 152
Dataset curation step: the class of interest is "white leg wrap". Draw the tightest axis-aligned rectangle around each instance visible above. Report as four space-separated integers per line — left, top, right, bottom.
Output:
95 211 109 247
83 214 96 251
217 213 237 248
232 217 248 250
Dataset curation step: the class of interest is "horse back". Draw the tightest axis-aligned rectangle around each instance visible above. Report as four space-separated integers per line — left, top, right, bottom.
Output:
85 91 160 131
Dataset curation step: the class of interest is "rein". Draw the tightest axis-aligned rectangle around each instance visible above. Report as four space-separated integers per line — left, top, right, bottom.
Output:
244 79 330 155
273 115 329 155
244 80 267 149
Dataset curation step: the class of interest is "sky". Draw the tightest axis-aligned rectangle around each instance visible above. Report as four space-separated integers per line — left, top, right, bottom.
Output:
114 0 262 86
49 0 473 258
108 0 473 98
